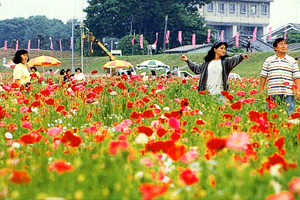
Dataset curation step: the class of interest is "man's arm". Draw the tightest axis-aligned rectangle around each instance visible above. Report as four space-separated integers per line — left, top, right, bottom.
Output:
260 77 267 95
294 79 300 99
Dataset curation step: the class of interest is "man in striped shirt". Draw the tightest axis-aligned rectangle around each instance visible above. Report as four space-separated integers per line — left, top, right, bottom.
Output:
260 38 300 115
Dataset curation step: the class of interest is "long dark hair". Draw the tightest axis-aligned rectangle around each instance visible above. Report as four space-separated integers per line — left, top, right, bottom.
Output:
13 50 29 64
204 42 229 62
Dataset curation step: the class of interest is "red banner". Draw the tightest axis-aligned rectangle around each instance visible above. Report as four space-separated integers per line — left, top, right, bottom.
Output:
3 41 7 51
49 37 54 50
140 34 143 49
192 34 196 49
153 32 158 46
15 40 19 51
131 33 135 45
235 32 239 47
252 27 257 42
207 29 211 43
37 39 40 52
220 30 224 42
178 31 182 44
165 31 170 44
267 27 272 39
284 27 287 40
59 39 62 51
27 39 31 51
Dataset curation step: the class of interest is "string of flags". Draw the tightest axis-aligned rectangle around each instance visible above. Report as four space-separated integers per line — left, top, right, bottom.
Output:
2 37 79 52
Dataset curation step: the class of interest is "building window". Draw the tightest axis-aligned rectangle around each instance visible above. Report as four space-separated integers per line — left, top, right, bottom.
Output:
262 4 267 15
207 3 213 12
218 3 225 13
240 4 246 14
230 4 235 13
251 5 257 14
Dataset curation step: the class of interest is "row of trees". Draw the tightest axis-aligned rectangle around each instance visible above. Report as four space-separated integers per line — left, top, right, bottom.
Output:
0 16 81 52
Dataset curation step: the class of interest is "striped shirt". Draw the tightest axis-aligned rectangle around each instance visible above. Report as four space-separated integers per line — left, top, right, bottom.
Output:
260 54 300 95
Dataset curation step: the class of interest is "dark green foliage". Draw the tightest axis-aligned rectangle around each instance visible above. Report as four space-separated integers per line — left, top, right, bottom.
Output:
84 0 211 51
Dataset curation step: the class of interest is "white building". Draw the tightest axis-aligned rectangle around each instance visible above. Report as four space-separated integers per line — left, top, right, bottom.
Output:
199 0 274 41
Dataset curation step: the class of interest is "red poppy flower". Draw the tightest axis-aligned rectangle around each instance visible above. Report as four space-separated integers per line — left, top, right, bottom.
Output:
9 170 31 184
291 113 300 119
108 140 129 155
180 98 189 107
126 101 133 108
230 101 242 110
142 110 154 119
142 96 151 103
166 144 186 161
92 85 104 94
49 160 74 174
135 100 145 108
248 89 258 96
268 102 277 109
156 128 168 138
137 126 154 137
179 168 199 185
38 77 45 83
30 100 42 107
45 98 55 105
60 130 82 147
130 111 142 119
195 119 205 125
206 137 227 151
139 183 168 200
91 70 98 74
117 82 127 90
56 105 65 113
19 131 43 144
222 113 233 120
40 89 51 97
274 136 285 152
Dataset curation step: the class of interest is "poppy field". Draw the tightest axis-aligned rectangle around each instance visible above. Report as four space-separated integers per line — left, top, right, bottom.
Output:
1 73 300 200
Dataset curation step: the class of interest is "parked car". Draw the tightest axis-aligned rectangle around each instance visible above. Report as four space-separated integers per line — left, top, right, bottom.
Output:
228 73 241 80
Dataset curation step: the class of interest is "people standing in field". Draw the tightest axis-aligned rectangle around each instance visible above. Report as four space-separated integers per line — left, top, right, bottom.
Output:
74 68 86 82
12 50 31 87
260 38 300 115
63 69 72 82
180 42 249 97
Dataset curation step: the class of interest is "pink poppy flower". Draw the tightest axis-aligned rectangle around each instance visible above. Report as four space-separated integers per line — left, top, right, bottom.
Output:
289 177 300 195
140 158 154 167
226 132 250 151
266 191 295 200
48 127 62 137
20 106 30 114
169 117 180 129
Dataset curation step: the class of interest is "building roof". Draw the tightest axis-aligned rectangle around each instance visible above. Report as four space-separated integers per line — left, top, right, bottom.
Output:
262 23 300 40
164 44 212 54
288 43 300 51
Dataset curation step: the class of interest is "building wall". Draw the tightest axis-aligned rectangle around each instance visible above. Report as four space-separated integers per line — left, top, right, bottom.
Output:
200 0 273 40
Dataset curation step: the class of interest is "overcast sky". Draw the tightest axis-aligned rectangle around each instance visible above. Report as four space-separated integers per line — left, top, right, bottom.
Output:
0 0 299 29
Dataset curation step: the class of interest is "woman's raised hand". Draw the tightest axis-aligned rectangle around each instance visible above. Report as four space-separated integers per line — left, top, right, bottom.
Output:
181 54 188 61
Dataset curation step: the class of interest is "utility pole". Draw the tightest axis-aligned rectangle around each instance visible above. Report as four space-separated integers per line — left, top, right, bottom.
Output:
71 19 74 73
163 15 168 52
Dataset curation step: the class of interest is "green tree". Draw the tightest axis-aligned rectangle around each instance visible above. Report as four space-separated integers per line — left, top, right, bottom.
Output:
117 34 148 55
84 0 211 51
0 16 81 52
286 30 300 44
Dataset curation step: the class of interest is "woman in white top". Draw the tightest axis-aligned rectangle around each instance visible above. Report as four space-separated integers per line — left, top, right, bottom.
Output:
181 42 249 95
13 50 31 87
74 68 86 82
